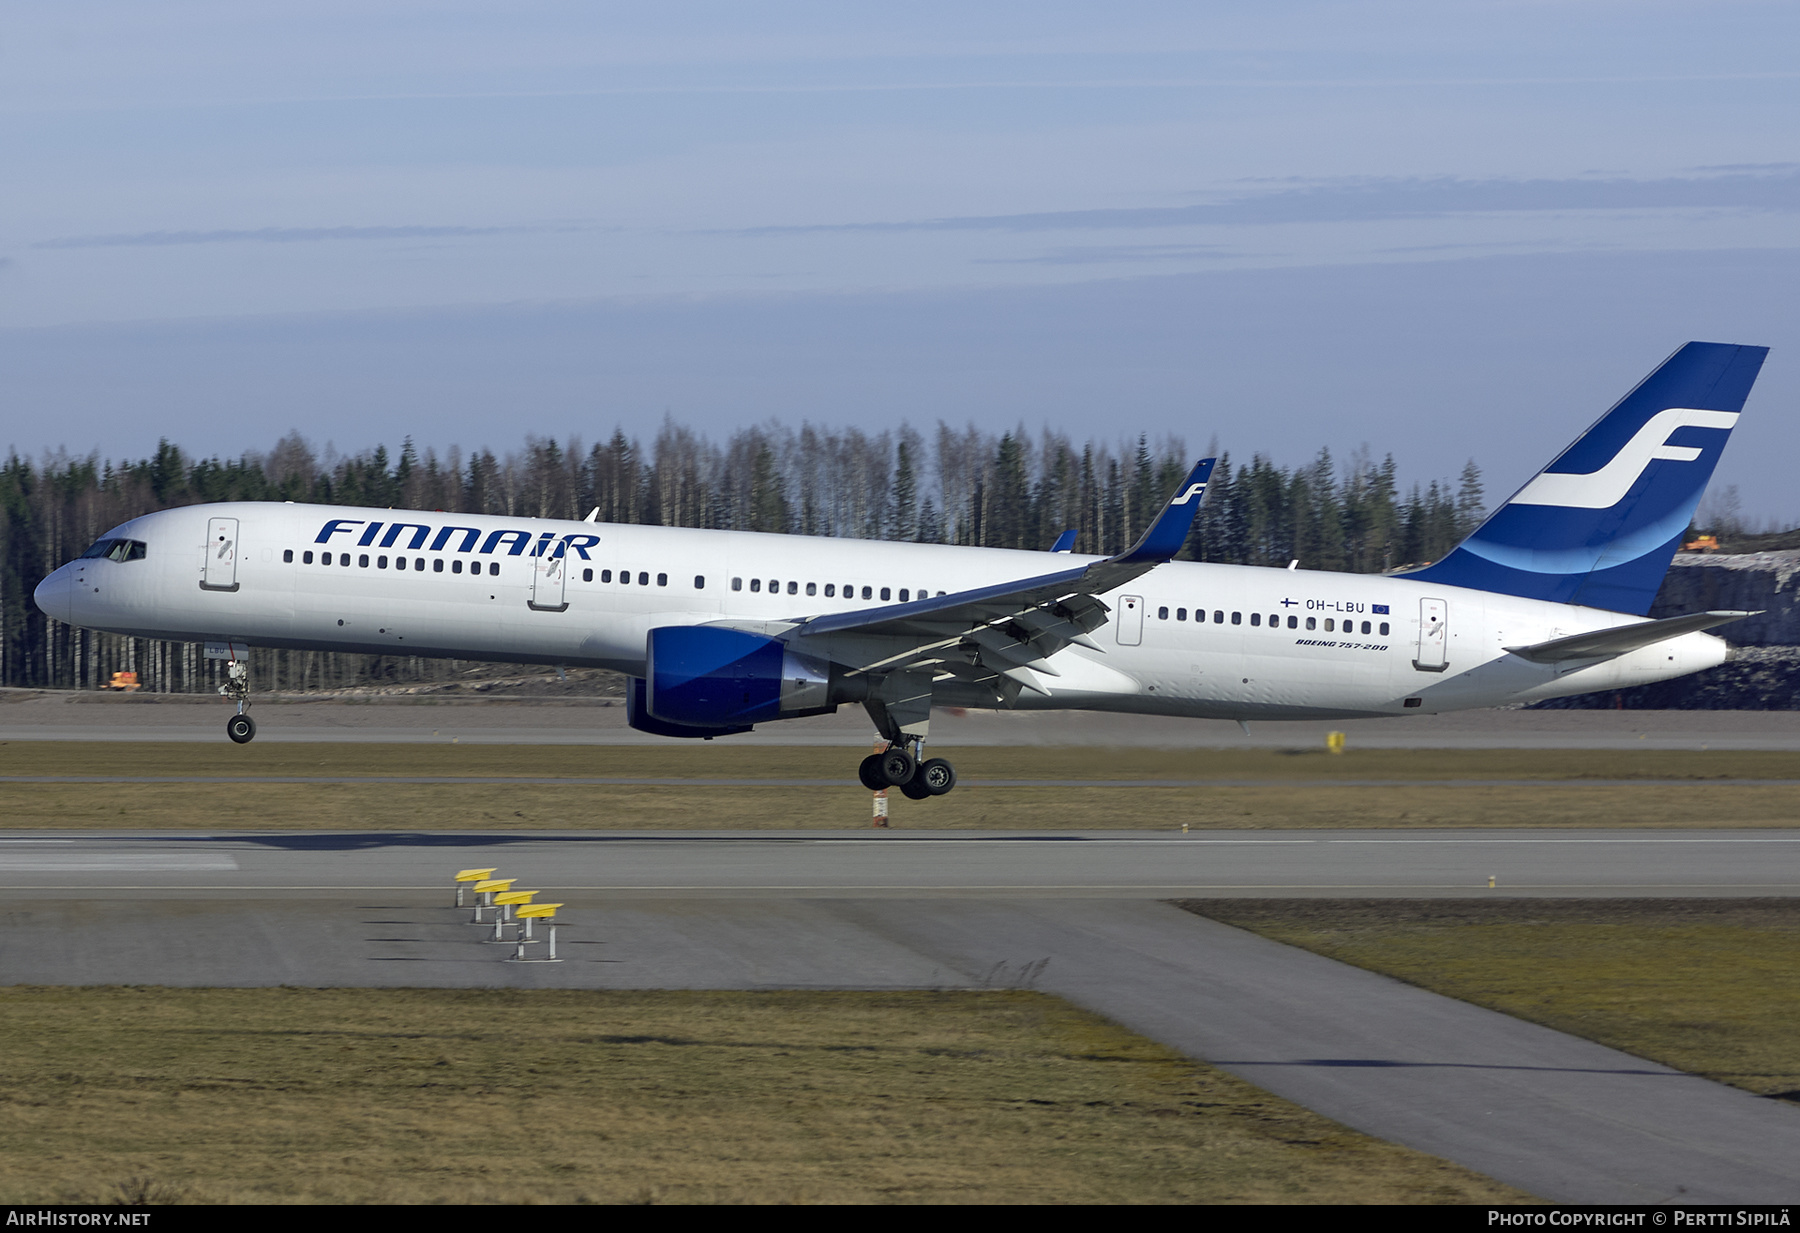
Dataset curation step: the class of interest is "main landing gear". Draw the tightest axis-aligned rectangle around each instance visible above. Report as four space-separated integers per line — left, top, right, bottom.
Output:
220 657 257 744
858 741 957 800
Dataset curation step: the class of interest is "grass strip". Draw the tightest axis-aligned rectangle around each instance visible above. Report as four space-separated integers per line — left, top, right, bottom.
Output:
0 987 1524 1205
4 780 1800 830
5 743 1800 830
9 742 1800 783
1179 899 1800 1100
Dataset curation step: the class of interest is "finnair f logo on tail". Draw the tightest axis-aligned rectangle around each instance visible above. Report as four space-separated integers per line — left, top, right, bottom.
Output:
1170 481 1209 506
1511 407 1740 510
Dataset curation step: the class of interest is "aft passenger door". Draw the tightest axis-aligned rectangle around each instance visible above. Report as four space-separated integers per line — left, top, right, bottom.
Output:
201 517 239 592
1414 597 1448 672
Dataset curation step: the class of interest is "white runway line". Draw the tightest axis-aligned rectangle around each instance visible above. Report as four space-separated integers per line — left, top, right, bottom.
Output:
0 853 239 872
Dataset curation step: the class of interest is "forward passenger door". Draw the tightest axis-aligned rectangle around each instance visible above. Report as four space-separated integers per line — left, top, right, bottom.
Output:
529 546 570 612
201 517 239 592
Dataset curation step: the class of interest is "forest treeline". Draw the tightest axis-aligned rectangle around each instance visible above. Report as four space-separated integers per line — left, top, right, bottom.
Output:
0 423 1485 693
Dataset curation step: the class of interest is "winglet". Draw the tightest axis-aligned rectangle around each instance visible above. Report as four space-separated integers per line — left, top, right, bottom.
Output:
1114 458 1216 564
1049 529 1078 553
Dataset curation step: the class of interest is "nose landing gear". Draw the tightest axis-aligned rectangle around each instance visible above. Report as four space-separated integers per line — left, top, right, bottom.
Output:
858 740 955 798
220 657 256 744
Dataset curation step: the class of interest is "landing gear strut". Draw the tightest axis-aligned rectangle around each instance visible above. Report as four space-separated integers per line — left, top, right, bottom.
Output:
858 739 955 798
220 657 256 744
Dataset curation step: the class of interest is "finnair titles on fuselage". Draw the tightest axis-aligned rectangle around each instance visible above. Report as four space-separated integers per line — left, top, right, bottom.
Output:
33 342 1769 797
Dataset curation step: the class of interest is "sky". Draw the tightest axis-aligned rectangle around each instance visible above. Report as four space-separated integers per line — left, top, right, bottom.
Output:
2 2 1798 519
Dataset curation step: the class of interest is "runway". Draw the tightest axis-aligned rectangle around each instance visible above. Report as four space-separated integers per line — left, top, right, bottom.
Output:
3 829 1796 897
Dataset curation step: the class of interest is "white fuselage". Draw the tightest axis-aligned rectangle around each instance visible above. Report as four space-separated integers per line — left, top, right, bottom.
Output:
34 501 1728 721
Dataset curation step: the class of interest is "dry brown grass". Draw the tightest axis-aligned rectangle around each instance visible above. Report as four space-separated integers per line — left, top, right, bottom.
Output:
1182 899 1800 1100
0 987 1525 1204
8 740 1800 782
7 780 1800 831
2 742 1799 830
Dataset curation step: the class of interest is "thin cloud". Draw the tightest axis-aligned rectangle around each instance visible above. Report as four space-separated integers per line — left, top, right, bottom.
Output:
976 243 1242 266
33 223 586 249
740 169 1800 236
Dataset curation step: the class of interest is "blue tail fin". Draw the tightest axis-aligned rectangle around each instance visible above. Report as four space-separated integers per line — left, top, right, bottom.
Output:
1403 342 1767 614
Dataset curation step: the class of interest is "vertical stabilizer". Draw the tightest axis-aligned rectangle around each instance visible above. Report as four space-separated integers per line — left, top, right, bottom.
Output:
1403 342 1767 614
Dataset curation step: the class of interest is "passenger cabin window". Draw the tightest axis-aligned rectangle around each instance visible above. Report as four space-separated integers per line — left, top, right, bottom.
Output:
453 560 464 574
1158 606 1169 620
880 587 891 601
583 568 593 582
1231 611 1241 625
861 586 872 600
433 559 443 573
824 584 835 597
731 576 742 591
750 578 761 592
1306 617 1316 630
488 562 499 576
1379 622 1390 636
1287 615 1297 629
1324 619 1334 632
1250 612 1261 626
283 549 294 563
658 573 668 587
694 575 706 589
303 551 314 564
1176 608 1186 621
787 581 797 595
898 589 909 602
806 582 817 596
359 554 370 568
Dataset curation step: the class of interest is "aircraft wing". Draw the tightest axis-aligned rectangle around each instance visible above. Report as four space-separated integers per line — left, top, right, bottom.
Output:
785 458 1215 693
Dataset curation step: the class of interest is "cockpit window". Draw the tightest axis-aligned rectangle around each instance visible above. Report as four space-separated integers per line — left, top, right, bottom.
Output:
77 538 146 563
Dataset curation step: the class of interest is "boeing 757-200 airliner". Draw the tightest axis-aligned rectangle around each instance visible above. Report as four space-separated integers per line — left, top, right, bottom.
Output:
32 341 1768 797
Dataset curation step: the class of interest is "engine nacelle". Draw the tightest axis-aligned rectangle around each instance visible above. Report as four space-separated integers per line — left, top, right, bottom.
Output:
645 625 836 729
625 675 752 739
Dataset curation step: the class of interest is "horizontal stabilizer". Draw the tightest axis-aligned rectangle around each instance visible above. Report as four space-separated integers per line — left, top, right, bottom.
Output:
1504 610 1756 664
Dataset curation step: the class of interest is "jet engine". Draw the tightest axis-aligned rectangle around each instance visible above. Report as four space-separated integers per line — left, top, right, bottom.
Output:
625 675 752 739
644 625 838 730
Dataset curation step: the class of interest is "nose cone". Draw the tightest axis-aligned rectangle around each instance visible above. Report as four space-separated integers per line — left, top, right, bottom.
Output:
33 565 72 624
